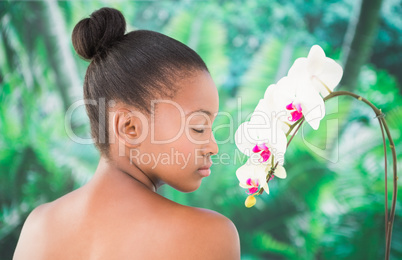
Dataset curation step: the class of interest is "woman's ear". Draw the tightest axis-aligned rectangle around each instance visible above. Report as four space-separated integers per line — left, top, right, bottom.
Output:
112 108 149 148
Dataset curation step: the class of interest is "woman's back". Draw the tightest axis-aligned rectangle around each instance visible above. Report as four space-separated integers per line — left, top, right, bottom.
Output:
14 163 240 260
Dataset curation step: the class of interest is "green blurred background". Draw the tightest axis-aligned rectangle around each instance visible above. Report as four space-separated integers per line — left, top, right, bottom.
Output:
1 0 401 259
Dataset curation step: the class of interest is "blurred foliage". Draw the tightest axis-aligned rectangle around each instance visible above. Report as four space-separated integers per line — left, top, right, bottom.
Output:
1 0 401 259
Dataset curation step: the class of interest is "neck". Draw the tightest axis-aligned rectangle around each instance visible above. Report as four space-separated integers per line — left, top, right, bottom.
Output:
91 156 157 193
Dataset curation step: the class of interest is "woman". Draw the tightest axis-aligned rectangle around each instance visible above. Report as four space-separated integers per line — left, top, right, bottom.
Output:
13 7 240 260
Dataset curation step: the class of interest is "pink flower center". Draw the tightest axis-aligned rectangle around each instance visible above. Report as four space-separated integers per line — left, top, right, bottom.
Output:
252 143 271 162
286 101 303 122
246 178 259 194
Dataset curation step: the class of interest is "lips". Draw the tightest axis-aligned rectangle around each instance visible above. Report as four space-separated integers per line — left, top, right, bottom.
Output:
197 164 212 177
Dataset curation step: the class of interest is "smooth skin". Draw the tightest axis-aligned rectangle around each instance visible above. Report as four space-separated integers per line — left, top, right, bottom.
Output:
13 71 241 260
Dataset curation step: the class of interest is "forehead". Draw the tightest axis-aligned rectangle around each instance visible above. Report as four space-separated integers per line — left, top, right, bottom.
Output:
173 71 219 117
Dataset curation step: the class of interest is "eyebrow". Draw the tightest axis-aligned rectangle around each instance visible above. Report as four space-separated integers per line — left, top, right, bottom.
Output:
186 108 213 117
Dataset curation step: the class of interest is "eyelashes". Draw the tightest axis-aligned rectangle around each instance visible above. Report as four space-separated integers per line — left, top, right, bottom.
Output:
191 124 217 134
191 126 218 134
192 128 205 134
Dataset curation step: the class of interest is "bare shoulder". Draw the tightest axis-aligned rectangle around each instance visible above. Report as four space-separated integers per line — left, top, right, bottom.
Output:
13 203 51 259
13 189 82 259
187 207 239 238
169 205 241 260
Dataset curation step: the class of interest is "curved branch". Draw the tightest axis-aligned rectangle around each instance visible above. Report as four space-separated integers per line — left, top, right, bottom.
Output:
378 118 388 249
324 91 397 260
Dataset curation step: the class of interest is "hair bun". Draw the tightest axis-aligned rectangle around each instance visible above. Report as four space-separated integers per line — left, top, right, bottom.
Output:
72 7 126 60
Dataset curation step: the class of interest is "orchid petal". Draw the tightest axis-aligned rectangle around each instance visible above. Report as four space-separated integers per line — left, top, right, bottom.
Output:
260 143 269 151
288 58 308 79
239 183 250 189
269 127 287 165
236 160 269 188
256 164 270 179
273 165 287 179
236 163 254 184
278 120 291 134
294 103 302 112
307 45 325 76
286 103 293 110
235 122 256 156
275 76 297 99
252 144 261 153
298 86 325 130
289 110 303 122
263 183 269 194
250 100 273 129
247 186 259 194
260 150 271 162
287 45 343 98
263 84 276 101
313 58 343 97
248 113 287 160
274 77 300 121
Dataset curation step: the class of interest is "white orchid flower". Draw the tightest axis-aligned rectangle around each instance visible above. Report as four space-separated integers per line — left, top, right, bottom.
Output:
263 76 325 130
235 101 287 165
235 44 343 207
236 158 287 195
288 45 343 97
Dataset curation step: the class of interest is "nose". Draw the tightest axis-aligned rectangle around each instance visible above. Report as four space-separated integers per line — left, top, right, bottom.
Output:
207 131 219 156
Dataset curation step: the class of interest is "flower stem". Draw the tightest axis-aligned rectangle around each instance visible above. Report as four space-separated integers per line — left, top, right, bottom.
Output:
285 117 304 136
378 115 388 249
286 118 304 148
324 91 397 260
257 161 279 195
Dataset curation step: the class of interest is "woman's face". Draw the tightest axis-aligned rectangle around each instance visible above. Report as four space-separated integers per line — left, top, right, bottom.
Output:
133 70 219 192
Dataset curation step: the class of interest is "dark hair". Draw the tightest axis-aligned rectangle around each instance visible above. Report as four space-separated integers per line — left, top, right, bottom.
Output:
72 7 209 158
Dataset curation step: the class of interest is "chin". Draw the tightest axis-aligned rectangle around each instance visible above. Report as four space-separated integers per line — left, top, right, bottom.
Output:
171 181 202 193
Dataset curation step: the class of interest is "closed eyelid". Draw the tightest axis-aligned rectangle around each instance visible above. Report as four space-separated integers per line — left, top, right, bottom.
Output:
187 117 212 126
190 123 212 129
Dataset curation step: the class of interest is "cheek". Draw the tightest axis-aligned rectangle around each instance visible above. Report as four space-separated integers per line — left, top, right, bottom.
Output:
143 133 198 171
152 120 201 160
168 136 197 167
152 106 184 142
153 120 182 142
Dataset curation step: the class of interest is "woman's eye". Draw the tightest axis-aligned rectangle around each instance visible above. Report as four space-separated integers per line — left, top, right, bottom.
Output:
192 128 205 133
